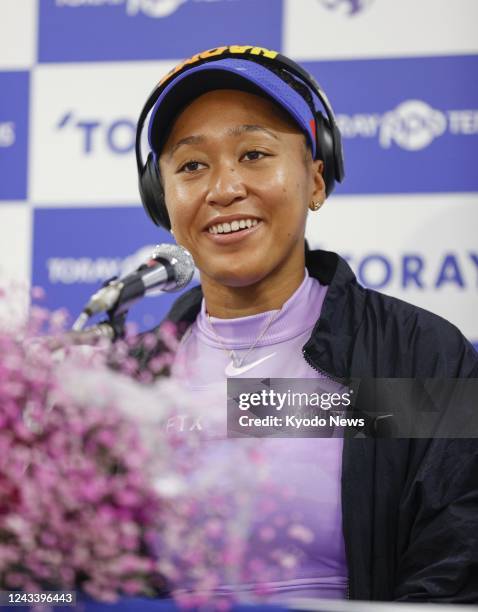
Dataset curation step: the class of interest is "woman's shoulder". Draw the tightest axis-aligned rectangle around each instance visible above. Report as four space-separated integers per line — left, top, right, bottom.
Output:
306 248 477 378
359 285 478 377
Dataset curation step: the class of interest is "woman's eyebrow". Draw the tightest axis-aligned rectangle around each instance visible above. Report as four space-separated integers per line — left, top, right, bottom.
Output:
169 125 278 158
169 135 205 158
227 124 279 140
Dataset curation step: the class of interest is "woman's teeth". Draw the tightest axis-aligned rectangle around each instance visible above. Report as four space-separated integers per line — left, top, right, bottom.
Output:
208 219 259 234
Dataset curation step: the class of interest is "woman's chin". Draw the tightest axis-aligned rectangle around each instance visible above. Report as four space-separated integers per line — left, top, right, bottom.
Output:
201 267 267 290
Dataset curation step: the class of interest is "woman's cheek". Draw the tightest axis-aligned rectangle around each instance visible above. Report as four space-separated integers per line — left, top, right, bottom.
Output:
261 166 301 206
256 165 288 190
165 182 194 233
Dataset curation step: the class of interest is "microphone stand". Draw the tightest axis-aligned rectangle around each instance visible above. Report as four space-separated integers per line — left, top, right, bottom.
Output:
67 303 128 346
34 293 128 354
69 275 129 345
37 319 121 354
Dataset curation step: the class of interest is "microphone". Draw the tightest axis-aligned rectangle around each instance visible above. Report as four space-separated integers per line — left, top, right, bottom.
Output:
72 244 194 331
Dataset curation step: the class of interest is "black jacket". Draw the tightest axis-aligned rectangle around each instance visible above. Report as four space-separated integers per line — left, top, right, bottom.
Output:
137 249 478 602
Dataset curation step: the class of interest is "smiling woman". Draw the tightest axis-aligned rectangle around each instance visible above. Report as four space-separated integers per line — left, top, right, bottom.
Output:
133 46 478 604
159 88 325 315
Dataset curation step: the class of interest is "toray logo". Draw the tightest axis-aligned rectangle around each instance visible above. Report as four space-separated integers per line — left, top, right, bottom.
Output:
46 245 157 284
56 0 229 18
56 111 135 155
0 122 15 148
317 0 374 16
46 245 200 285
342 251 478 292
380 100 447 150
337 99 478 151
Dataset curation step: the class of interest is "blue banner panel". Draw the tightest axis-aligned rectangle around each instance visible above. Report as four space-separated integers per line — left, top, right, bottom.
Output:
39 0 282 63
0 72 29 200
32 207 197 332
303 55 478 194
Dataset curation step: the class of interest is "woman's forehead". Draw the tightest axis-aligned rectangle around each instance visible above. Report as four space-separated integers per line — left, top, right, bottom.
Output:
162 89 304 150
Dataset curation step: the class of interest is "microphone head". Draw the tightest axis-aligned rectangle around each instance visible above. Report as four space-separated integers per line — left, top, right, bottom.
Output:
151 243 195 292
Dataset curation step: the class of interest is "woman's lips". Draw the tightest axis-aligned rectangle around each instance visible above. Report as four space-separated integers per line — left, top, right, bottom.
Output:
203 220 262 245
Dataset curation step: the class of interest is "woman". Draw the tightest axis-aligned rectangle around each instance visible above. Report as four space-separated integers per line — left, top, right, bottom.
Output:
134 46 478 602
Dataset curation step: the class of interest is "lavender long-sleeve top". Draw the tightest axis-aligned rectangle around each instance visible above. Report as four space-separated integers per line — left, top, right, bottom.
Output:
171 271 348 602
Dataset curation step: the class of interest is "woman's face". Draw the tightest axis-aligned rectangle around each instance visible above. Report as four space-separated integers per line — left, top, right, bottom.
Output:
159 89 325 289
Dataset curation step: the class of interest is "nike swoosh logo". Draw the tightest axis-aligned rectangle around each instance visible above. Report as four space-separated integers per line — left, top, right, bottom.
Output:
225 352 276 377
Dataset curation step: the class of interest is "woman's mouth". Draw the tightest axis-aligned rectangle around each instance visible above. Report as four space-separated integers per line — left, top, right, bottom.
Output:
207 218 259 235
204 218 262 244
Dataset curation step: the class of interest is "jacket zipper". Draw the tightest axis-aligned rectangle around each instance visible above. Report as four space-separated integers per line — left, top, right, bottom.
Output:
302 347 346 385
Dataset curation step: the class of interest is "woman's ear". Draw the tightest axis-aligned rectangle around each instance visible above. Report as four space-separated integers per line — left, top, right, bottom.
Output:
311 160 327 205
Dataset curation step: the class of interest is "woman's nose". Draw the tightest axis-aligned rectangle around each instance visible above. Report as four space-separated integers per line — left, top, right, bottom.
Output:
205 163 247 207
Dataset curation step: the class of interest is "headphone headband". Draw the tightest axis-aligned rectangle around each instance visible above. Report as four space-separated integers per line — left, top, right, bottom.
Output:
136 45 345 229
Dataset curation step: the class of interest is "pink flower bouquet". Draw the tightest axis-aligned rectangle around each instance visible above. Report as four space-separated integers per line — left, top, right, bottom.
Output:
0 299 304 606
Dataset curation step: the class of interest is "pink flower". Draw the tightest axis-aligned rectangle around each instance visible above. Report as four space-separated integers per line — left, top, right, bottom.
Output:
30 286 46 300
0 473 21 515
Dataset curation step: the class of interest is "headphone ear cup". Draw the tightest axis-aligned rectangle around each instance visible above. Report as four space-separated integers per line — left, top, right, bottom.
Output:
138 153 171 230
315 113 336 197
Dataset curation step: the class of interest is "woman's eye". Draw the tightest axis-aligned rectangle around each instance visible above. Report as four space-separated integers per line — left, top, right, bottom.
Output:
179 160 205 173
242 150 267 162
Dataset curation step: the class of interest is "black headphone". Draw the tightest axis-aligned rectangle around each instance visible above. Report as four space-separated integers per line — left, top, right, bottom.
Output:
135 46 345 230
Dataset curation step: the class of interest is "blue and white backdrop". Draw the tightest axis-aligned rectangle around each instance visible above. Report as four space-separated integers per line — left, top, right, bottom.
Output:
1 0 477 347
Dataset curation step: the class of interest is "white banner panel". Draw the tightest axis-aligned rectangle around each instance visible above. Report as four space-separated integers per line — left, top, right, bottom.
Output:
0 0 37 70
306 193 478 342
284 0 478 59
30 60 176 205
0 204 32 322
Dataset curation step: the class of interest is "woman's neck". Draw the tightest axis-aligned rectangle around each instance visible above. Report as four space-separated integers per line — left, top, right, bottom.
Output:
201 262 306 319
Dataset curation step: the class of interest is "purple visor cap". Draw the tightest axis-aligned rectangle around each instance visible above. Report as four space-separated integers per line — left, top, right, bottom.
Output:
148 58 318 159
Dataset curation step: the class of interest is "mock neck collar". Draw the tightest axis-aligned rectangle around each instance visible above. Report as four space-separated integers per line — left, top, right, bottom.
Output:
195 270 327 350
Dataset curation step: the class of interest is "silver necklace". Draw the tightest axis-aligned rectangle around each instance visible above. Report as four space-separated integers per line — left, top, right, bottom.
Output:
206 308 281 369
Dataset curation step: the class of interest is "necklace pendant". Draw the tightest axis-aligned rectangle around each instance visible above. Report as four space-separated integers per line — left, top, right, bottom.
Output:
229 351 242 369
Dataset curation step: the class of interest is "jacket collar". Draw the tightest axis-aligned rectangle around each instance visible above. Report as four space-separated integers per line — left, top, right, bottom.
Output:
165 249 364 379
303 249 365 380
